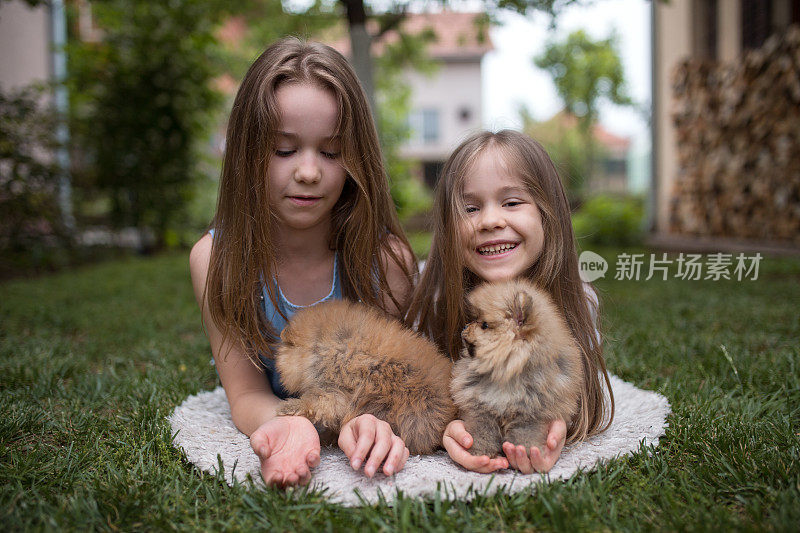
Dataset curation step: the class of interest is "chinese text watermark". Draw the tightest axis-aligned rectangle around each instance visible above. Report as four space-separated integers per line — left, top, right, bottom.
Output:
579 252 762 282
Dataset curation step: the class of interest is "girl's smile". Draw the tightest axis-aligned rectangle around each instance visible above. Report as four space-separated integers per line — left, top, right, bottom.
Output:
459 148 545 283
475 240 519 257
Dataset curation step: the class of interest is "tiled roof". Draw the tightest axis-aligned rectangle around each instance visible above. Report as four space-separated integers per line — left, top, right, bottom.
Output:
330 11 493 60
551 111 631 151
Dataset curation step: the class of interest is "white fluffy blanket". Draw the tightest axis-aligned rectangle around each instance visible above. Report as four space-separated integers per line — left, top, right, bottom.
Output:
168 375 670 506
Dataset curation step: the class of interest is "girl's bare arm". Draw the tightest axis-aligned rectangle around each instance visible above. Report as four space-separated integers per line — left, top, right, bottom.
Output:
189 234 280 435
190 234 321 487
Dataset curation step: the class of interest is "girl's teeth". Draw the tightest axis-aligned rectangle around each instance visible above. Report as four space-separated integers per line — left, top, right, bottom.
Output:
478 243 517 255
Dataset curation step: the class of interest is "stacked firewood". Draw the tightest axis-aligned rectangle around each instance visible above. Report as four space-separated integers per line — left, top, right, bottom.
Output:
670 26 800 243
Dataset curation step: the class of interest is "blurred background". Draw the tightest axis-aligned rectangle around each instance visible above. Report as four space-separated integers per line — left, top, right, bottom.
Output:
1 0 798 277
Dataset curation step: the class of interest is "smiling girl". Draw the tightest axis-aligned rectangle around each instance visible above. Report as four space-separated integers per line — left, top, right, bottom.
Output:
406 130 614 474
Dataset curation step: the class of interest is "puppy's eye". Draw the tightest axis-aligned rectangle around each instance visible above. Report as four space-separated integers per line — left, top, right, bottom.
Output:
481 321 489 330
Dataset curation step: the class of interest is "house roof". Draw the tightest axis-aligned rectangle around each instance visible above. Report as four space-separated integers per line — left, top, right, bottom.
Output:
329 11 493 61
592 122 631 152
548 110 631 152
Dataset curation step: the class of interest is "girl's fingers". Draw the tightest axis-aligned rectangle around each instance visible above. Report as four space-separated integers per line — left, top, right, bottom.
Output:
502 442 518 470
400 446 410 470
306 450 320 468
530 446 548 472
337 426 356 460
382 437 407 476
476 456 508 473
350 423 376 470
363 423 393 477
250 432 270 459
444 420 472 449
445 436 507 473
515 444 533 474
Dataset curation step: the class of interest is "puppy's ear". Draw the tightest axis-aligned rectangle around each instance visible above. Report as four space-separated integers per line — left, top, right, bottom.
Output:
464 300 476 322
510 291 533 328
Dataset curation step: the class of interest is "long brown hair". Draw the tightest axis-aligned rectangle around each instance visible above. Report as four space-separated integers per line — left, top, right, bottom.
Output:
406 130 614 443
206 37 414 363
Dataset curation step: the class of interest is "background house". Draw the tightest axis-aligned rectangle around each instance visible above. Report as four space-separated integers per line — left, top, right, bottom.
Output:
0 1 51 93
392 12 492 189
652 0 800 247
524 110 632 196
592 122 631 193
332 11 492 189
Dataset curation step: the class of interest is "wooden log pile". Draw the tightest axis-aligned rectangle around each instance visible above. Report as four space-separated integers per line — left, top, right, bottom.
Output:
670 26 800 243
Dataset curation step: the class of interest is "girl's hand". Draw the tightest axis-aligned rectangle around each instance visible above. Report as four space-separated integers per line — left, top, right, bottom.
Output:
502 419 566 474
442 419 509 473
250 416 321 488
338 414 409 477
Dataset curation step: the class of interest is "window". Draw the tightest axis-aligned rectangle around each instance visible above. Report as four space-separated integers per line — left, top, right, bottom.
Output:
603 157 627 176
423 161 444 189
408 109 440 144
741 0 773 50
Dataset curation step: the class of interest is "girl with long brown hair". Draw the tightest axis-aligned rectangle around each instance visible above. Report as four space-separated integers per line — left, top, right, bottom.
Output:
406 130 614 474
189 38 416 488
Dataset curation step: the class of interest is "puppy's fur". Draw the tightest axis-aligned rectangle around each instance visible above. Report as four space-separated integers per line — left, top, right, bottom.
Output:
450 280 584 457
275 300 456 455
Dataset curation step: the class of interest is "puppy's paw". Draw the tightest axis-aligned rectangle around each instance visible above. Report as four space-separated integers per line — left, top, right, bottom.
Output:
506 421 549 452
276 397 307 418
468 442 503 459
467 430 503 458
463 416 503 458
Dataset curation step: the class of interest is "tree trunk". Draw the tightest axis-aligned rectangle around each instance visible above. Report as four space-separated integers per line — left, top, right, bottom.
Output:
579 120 594 198
340 0 377 118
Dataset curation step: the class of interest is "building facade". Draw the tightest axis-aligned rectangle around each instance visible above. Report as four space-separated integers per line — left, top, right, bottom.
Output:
392 12 492 188
0 0 51 92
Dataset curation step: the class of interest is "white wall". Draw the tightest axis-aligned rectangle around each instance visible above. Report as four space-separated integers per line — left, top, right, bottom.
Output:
400 59 484 161
654 0 693 233
0 0 50 92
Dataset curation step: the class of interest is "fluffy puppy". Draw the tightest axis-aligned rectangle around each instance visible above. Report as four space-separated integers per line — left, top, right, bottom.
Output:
274 300 456 455
450 280 584 458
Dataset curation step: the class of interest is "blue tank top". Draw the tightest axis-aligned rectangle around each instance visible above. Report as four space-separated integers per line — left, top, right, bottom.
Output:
257 254 342 398
208 229 343 399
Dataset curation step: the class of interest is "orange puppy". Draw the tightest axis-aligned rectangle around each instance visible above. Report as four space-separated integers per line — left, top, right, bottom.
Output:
275 300 456 455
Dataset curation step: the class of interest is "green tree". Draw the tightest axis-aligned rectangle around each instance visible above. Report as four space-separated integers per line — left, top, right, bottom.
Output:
534 29 632 197
373 27 437 218
520 106 606 200
0 87 67 256
68 0 228 249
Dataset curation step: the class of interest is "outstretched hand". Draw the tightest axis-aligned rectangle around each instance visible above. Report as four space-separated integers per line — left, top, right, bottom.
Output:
250 415 321 488
442 419 509 473
502 419 566 474
338 414 409 477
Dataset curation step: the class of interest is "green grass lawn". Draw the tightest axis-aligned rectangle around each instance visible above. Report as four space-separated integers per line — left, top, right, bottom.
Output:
1 249 799 530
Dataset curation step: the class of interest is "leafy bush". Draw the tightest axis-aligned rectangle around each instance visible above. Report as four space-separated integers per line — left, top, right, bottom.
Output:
375 27 435 219
68 0 224 248
572 194 645 247
0 87 67 254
